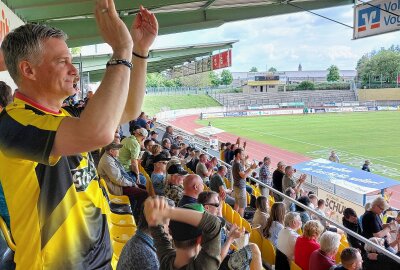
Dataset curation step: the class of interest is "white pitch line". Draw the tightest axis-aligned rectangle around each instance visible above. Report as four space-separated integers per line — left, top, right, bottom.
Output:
218 123 400 166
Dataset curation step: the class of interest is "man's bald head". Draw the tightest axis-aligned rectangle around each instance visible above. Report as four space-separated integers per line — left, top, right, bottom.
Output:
183 174 204 198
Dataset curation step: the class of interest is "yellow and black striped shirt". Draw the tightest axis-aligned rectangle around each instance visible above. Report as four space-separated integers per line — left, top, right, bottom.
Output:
0 92 112 269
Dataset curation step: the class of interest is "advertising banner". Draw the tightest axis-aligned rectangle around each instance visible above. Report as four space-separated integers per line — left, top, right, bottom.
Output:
317 188 365 223
212 50 232 70
294 159 400 196
354 0 400 39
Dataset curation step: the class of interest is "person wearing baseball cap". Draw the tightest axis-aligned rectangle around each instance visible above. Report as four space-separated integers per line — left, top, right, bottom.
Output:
119 126 148 185
98 142 148 219
151 153 171 195
150 130 159 144
144 197 222 270
164 164 188 206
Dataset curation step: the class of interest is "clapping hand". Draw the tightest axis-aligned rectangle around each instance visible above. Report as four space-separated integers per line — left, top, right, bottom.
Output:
95 0 133 55
131 5 158 55
228 224 245 240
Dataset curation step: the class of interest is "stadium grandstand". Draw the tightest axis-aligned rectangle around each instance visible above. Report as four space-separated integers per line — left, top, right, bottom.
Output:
1 0 400 270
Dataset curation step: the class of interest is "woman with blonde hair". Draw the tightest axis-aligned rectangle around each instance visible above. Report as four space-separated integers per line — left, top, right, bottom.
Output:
294 220 324 270
263 202 285 247
252 196 269 234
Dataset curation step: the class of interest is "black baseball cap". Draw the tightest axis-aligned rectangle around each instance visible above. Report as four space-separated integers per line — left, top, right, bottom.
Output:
154 153 171 163
169 203 204 241
167 164 188 175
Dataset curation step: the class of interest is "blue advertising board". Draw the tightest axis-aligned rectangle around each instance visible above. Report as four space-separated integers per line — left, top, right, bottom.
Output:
294 158 400 195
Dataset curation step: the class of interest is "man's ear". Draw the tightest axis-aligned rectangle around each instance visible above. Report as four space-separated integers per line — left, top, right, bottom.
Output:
19 61 37 81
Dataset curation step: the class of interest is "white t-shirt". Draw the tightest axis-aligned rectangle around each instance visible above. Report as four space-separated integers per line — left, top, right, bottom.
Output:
277 227 299 260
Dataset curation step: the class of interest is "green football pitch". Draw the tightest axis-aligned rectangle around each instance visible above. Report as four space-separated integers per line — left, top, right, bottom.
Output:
198 111 400 180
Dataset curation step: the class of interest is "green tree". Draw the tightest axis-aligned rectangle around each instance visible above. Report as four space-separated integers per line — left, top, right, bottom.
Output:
70 47 82 56
220 69 233 85
327 65 340 82
268 67 277 72
209 71 220 86
296 80 315 90
356 47 400 87
250 67 258 72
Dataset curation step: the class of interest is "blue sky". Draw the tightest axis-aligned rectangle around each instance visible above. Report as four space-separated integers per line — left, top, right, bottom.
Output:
82 4 400 72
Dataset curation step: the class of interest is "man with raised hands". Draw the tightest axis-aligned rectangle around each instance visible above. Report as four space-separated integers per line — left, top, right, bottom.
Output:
0 0 158 268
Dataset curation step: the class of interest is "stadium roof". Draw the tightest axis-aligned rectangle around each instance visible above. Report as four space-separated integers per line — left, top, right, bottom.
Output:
5 0 354 47
75 40 237 82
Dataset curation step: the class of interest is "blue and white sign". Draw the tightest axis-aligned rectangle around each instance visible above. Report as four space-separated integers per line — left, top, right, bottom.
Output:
294 158 400 195
354 0 400 39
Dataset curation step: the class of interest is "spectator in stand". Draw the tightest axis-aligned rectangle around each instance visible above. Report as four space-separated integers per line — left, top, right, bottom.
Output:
294 220 325 270
362 160 371 172
197 191 263 270
0 81 13 229
219 143 226 161
277 212 302 261
273 161 286 202
362 197 398 250
283 188 296 212
169 143 180 157
117 200 175 270
329 151 340 163
209 165 235 207
206 156 218 171
342 208 364 251
363 236 400 270
150 130 159 144
144 197 223 270
97 142 148 218
264 202 286 247
162 125 174 143
252 196 270 234
282 166 307 198
161 138 171 153
164 164 187 206
196 154 213 185
135 111 148 129
309 194 318 209
223 142 232 163
119 127 148 185
0 81 12 111
141 139 155 169
259 156 272 197
309 231 341 270
332 247 363 270
144 144 162 176
178 174 204 207
151 153 170 196
232 148 257 217
296 196 312 227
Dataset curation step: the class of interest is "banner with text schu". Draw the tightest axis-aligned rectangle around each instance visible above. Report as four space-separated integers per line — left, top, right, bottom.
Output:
212 50 232 70
354 0 400 39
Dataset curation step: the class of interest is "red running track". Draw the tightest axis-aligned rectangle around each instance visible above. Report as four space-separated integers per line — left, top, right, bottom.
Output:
168 114 400 209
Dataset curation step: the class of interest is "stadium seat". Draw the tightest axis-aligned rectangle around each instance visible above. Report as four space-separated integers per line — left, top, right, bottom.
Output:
112 240 125 259
261 237 276 267
225 204 234 224
110 225 136 243
290 260 302 270
242 219 252 233
0 216 15 251
222 202 227 217
246 192 251 206
100 178 130 205
233 211 242 228
109 212 136 227
223 177 231 189
249 228 263 251
297 228 303 235
341 234 350 248
335 243 346 263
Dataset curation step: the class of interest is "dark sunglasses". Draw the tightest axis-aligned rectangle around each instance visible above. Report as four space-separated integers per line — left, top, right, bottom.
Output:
204 203 220 208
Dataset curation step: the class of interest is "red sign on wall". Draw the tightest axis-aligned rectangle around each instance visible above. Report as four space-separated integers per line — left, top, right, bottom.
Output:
212 50 232 70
